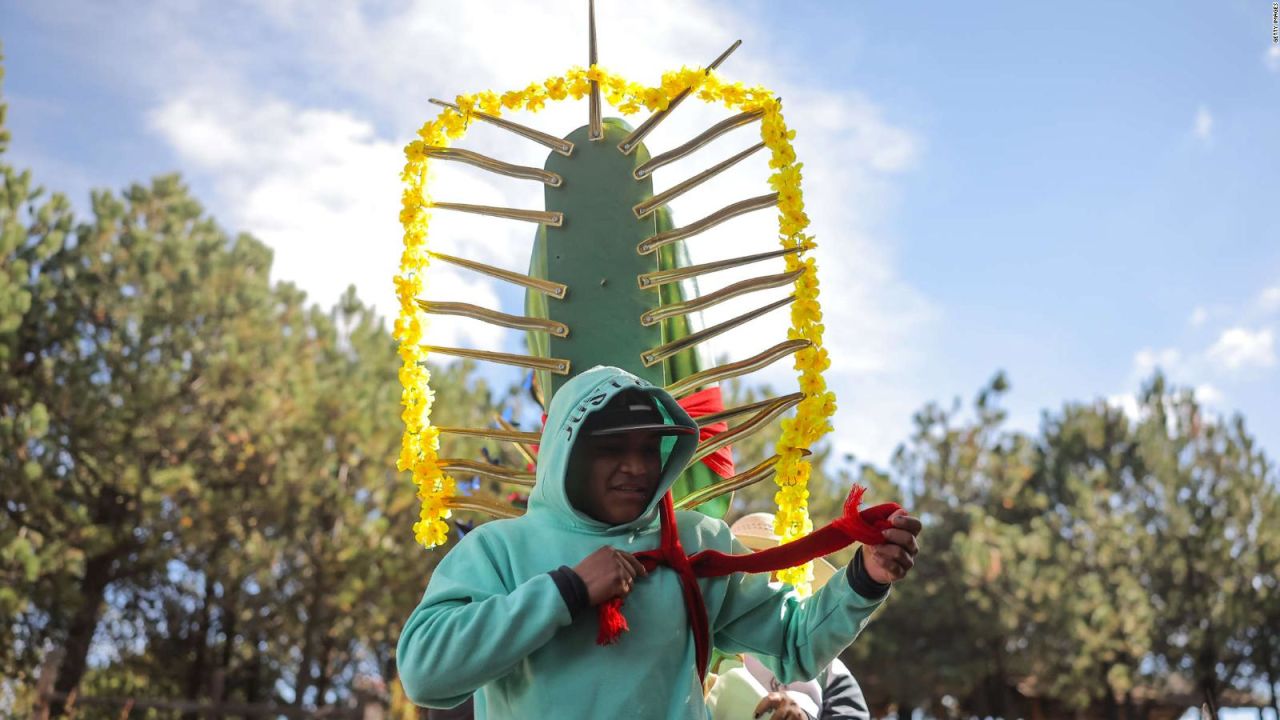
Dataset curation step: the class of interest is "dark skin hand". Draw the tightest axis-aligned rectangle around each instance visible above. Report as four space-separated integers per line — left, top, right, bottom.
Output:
573 544 648 605
754 691 806 720
863 510 923 584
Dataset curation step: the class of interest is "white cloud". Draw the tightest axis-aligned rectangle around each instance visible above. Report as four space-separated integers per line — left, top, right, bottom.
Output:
1133 347 1183 376
1106 393 1143 422
1193 105 1213 142
1206 327 1275 370
148 91 506 350
1258 285 1280 314
1188 306 1208 327
1193 383 1223 405
1266 45 1280 73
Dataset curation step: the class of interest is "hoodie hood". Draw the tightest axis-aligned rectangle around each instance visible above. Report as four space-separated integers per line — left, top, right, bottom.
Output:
527 365 698 533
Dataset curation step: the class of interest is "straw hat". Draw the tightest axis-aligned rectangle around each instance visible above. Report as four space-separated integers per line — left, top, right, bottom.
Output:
729 513 838 589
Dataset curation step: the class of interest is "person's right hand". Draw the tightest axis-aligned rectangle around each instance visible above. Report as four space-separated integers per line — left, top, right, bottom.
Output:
573 546 647 606
753 691 807 720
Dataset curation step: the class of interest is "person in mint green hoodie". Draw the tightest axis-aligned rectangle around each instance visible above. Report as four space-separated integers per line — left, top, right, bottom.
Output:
397 365 922 718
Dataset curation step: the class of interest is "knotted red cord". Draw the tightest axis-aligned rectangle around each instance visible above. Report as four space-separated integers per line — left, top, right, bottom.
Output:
596 485 902 680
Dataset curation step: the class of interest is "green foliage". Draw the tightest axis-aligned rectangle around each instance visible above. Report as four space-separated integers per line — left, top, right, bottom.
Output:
0 73 505 713
837 374 1279 719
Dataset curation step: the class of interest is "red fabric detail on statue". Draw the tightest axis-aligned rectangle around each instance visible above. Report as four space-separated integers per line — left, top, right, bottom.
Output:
594 486 904 682
675 387 735 478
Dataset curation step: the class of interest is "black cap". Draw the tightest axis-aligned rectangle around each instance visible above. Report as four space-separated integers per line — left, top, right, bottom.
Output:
583 390 697 437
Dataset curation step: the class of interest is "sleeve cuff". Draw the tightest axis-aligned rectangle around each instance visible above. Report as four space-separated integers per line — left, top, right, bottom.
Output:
548 565 590 617
848 547 890 600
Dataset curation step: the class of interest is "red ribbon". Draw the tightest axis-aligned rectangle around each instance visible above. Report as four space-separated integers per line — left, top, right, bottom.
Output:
676 386 735 478
596 485 902 681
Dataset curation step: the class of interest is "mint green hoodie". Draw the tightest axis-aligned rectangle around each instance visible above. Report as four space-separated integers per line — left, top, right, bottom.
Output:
397 366 887 718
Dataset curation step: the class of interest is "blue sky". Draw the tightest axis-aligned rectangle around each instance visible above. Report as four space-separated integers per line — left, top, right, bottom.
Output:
2 0 1278 470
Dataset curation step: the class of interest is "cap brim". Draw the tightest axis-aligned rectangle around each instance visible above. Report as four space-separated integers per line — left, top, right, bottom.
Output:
589 422 698 437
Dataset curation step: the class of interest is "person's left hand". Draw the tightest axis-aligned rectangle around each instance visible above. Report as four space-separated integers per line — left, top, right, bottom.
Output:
864 510 922 584
753 691 806 720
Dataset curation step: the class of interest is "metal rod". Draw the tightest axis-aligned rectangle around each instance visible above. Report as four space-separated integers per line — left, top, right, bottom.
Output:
417 299 569 337
694 391 806 428
640 294 794 367
446 492 526 519
422 345 571 375
430 201 563 227
438 425 543 444
424 146 562 186
637 193 777 255
634 110 764 179
637 244 811 289
673 450 810 511
430 98 574 156
618 39 742 156
588 0 602 141
640 268 803 326
429 251 567 299
633 141 765 219
665 339 812 398
494 415 539 467
438 458 536 486
687 392 804 466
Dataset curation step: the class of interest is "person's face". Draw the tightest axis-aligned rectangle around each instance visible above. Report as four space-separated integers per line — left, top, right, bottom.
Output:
569 430 664 525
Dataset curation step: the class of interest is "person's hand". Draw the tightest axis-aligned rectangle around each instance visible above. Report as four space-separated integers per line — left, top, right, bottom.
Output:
753 691 807 720
573 545 647 606
864 510 922 584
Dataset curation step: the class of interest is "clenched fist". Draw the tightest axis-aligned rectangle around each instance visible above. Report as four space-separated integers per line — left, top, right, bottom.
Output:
573 545 647 606
864 510 922 584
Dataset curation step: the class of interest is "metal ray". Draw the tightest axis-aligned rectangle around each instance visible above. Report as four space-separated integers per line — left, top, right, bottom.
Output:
422 346 571 375
634 110 764 179
632 141 765 219
694 391 806 428
588 0 603 141
430 201 563 227
424 146 562 186
437 426 543 444
687 392 804 467
429 251 567 299
493 415 539 467
665 339 813 398
640 268 803 326
429 98 574 156
446 491 526 519
618 39 742 156
640 294 794 367
673 449 811 511
438 458 536 486
637 193 777 254
416 299 569 337
637 244 812 289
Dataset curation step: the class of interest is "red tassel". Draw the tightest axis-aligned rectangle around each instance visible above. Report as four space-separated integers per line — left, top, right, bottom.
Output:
596 598 629 645
831 484 898 541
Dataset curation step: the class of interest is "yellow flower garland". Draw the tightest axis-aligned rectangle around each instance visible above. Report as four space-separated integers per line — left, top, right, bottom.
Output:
396 65 835 585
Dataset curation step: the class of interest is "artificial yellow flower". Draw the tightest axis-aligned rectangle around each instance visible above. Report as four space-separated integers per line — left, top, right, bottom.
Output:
544 76 568 101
